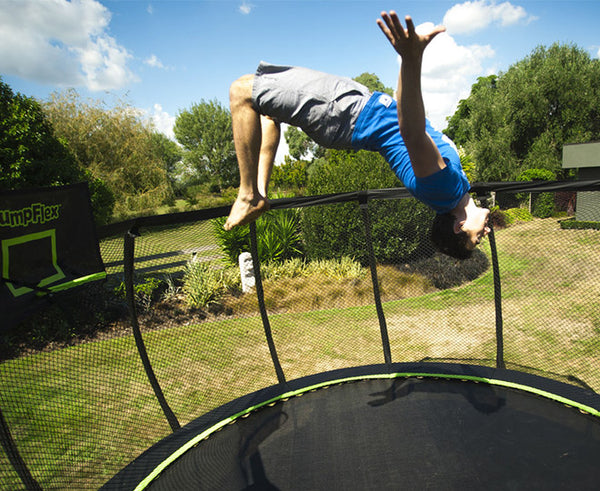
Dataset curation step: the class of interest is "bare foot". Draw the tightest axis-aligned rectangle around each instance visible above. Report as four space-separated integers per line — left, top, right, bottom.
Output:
224 194 270 230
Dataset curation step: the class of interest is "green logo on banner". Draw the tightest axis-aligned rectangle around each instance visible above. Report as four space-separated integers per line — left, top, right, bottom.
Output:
0 203 61 228
2 230 65 297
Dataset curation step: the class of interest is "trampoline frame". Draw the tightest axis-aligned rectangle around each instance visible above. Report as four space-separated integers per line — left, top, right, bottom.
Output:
105 362 600 490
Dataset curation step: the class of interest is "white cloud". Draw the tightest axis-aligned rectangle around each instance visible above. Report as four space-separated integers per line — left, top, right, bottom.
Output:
443 0 534 35
0 0 136 91
149 104 176 141
144 54 166 69
409 23 496 129
239 2 253 15
147 4 154 15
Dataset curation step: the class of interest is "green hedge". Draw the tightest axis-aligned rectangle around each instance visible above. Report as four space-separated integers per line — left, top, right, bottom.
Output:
559 219 600 230
302 149 435 264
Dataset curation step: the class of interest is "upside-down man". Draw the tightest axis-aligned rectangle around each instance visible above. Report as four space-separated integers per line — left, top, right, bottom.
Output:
224 11 490 259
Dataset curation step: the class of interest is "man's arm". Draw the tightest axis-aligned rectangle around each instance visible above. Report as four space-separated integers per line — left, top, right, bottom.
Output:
377 12 446 178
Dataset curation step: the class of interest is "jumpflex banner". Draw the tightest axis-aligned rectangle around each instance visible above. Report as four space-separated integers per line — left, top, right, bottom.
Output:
0 183 106 330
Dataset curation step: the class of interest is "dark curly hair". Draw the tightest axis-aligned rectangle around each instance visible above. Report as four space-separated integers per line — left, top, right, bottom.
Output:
430 213 472 260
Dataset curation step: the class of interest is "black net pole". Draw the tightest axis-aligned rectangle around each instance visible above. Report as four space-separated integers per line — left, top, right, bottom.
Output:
359 194 392 365
249 222 286 384
0 407 42 491
487 223 505 369
124 229 181 432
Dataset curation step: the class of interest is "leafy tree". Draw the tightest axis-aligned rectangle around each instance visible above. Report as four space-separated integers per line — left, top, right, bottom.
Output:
445 75 497 148
44 90 172 216
0 78 114 224
353 72 394 96
445 44 600 182
174 99 238 190
1 78 80 189
150 132 183 188
285 126 322 161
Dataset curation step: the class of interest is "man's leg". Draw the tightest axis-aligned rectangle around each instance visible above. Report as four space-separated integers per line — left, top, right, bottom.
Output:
224 75 272 230
257 115 280 197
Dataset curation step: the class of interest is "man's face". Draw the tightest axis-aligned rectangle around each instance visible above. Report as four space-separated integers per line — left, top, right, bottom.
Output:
461 207 491 250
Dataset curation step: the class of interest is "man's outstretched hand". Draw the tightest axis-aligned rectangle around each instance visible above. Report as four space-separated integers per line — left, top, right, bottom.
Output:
376 11 445 60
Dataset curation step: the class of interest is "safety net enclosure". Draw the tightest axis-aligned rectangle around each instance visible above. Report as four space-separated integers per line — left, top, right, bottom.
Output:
1 180 599 490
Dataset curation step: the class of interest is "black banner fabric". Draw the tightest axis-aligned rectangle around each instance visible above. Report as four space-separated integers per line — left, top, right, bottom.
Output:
0 183 106 330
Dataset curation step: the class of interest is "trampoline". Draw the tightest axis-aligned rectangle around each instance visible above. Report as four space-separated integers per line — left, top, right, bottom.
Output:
2 180 600 490
105 363 600 490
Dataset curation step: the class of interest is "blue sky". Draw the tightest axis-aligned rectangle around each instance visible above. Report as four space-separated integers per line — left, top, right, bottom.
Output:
2 0 600 158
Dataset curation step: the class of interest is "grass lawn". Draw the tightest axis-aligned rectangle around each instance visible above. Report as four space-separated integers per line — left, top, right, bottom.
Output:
1 218 599 489
99 220 223 277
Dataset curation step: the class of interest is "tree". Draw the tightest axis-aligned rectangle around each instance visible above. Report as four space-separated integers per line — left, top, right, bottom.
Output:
1 78 80 190
150 132 183 186
445 75 497 148
0 78 115 224
445 44 600 182
174 100 238 190
285 126 322 161
44 90 172 217
353 72 394 96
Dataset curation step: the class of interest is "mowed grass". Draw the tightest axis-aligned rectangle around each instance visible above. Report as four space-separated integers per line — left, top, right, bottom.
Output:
99 220 222 276
1 218 599 489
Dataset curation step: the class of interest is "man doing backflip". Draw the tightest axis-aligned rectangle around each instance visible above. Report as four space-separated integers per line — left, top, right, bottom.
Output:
224 11 491 259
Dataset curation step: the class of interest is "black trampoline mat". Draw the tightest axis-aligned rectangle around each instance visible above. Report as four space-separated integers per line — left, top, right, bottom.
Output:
147 377 600 490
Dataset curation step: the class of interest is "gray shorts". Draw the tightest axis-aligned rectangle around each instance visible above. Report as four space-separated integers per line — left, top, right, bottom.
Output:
251 62 371 149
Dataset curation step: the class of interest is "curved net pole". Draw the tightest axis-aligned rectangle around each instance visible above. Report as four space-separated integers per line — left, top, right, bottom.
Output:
249 222 286 384
485 217 505 369
0 407 41 491
124 229 180 432
359 193 392 365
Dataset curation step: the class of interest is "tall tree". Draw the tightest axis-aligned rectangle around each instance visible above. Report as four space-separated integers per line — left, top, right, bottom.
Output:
445 44 600 181
44 90 171 216
284 126 323 161
353 72 394 96
174 99 238 189
1 78 80 190
150 132 183 185
0 78 114 224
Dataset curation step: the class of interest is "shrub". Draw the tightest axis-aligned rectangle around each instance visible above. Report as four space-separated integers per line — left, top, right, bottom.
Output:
559 219 600 231
271 156 308 190
531 192 555 218
261 256 364 281
503 207 533 225
212 208 303 265
517 168 556 218
407 249 489 290
219 257 435 314
302 149 435 264
182 260 240 308
114 276 163 311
